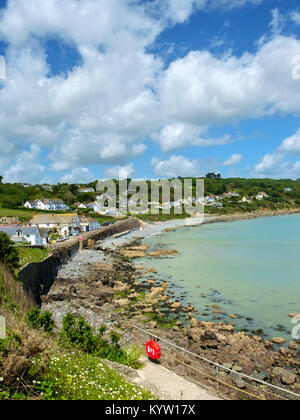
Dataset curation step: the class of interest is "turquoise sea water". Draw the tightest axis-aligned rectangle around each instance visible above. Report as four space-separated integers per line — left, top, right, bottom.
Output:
139 214 300 343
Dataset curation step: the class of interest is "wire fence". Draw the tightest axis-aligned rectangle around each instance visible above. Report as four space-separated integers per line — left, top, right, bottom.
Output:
127 324 300 401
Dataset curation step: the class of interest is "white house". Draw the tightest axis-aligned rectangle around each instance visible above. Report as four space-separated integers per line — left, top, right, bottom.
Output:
24 199 69 211
284 187 292 192
29 214 80 237
24 200 36 209
78 188 95 193
256 192 268 200
204 195 216 204
38 228 48 246
0 226 44 246
42 185 53 192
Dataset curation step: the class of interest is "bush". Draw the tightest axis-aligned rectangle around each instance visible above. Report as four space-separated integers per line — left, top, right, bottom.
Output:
0 233 19 271
26 308 55 333
60 314 141 368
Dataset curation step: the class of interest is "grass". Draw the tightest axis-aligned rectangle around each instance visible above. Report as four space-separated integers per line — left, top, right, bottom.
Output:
16 247 48 270
0 207 79 222
0 207 36 219
34 351 154 400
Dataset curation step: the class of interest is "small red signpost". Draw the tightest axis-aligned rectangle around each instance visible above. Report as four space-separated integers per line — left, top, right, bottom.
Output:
146 340 161 361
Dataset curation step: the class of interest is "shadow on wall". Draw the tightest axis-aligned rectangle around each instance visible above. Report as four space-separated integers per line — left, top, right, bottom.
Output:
18 255 61 308
18 242 79 307
18 219 141 307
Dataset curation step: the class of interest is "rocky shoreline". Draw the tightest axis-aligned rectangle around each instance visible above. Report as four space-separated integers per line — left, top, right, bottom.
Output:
42 234 300 400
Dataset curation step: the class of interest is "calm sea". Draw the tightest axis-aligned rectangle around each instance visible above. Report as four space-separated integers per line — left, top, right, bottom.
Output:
139 214 300 342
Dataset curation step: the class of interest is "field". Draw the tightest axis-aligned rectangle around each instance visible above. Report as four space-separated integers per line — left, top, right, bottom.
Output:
0 207 35 220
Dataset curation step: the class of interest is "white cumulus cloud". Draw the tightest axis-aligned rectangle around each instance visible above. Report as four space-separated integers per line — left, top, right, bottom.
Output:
223 153 243 166
151 155 200 178
0 1 299 182
254 128 300 178
60 167 95 184
104 163 135 180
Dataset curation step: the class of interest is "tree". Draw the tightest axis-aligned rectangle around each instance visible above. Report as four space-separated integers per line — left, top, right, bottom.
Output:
0 176 3 184
0 232 20 271
206 173 221 179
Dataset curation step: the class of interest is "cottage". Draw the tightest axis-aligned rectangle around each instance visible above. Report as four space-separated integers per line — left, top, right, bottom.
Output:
78 188 95 193
256 192 268 200
29 214 80 237
42 185 53 192
0 226 44 246
79 216 101 232
77 203 88 209
24 200 37 209
24 199 69 211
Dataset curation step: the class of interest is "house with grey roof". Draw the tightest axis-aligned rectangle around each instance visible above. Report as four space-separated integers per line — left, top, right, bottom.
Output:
29 214 80 237
79 216 101 232
24 199 69 211
0 226 44 246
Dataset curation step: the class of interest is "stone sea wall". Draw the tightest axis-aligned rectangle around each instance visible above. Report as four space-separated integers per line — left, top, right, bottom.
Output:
18 218 141 306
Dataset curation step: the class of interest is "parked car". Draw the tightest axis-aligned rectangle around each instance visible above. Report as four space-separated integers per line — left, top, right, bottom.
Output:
103 222 109 226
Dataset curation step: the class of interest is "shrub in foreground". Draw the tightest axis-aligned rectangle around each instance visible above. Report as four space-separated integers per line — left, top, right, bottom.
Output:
26 308 55 333
60 314 141 368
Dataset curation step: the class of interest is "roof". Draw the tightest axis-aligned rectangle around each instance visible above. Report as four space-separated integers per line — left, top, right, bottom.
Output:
79 216 97 224
38 227 48 237
29 214 79 225
26 198 66 205
0 226 41 236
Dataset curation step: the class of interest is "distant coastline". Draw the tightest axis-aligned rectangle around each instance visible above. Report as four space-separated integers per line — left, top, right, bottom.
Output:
102 207 300 249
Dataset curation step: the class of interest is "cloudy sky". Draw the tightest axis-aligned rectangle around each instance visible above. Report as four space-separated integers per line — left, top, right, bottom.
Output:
0 0 300 183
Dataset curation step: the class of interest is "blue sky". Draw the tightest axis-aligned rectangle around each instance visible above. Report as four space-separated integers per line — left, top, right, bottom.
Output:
0 0 300 183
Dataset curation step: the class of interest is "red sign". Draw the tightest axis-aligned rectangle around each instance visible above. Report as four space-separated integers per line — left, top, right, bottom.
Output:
146 340 161 361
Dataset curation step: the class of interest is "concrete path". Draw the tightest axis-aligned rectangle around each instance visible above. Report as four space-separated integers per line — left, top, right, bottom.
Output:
133 357 221 400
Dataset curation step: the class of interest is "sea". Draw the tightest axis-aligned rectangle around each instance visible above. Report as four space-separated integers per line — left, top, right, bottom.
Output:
138 213 300 343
